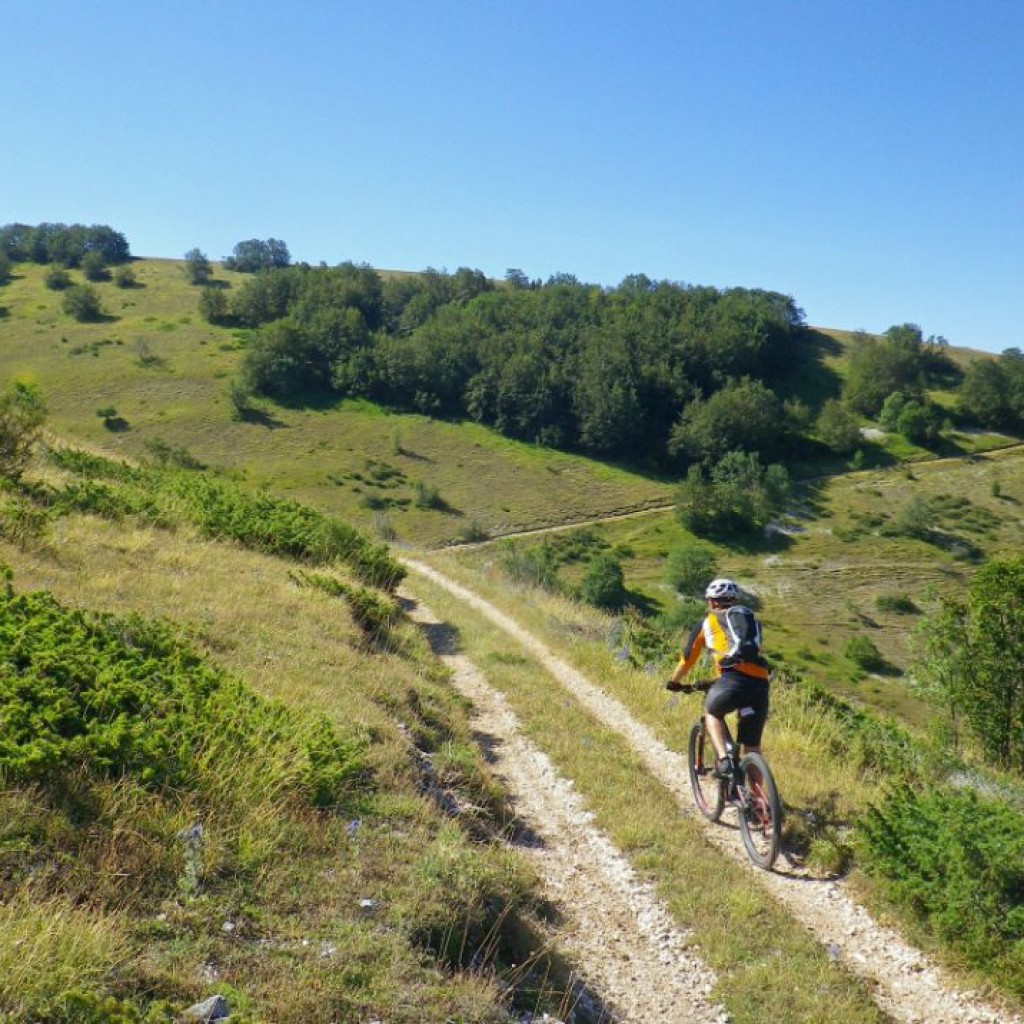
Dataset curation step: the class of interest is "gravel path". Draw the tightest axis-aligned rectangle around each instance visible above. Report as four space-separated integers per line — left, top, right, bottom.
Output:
404 596 728 1024
403 559 1023 1024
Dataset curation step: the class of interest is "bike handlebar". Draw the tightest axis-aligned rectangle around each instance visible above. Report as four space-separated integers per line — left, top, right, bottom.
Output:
665 679 713 694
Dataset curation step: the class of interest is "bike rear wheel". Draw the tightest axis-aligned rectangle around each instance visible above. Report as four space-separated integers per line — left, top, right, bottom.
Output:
688 721 725 822
737 752 781 869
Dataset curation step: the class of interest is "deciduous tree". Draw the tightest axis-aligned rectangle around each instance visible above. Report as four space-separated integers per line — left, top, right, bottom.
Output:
915 556 1024 770
0 379 47 480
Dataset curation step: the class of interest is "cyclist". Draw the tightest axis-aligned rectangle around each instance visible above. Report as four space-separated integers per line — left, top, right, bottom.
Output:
666 578 770 786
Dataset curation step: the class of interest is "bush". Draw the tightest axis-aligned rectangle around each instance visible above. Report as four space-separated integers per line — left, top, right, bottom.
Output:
45 450 406 591
816 398 862 454
198 285 229 323
62 285 103 322
112 265 136 288
844 634 886 672
45 266 72 290
860 784 1024 994
498 539 560 591
875 593 918 615
293 569 400 645
80 251 109 282
580 553 626 610
0 379 47 481
664 540 717 596
0 575 367 808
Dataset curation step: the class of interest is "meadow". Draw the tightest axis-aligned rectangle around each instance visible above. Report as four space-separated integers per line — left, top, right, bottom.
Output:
0 260 672 548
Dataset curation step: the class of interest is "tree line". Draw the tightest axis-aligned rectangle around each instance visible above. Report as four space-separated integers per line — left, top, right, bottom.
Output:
0 222 130 267
204 261 807 466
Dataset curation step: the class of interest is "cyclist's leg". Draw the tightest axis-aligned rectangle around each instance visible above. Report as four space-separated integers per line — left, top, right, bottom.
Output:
707 673 768 757
704 676 742 766
733 679 770 756
704 708 732 760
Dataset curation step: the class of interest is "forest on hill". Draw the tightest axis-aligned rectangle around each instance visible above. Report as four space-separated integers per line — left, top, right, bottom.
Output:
8 221 1024 479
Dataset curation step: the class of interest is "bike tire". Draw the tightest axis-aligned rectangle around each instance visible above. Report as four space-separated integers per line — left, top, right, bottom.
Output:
737 752 782 870
687 721 725 822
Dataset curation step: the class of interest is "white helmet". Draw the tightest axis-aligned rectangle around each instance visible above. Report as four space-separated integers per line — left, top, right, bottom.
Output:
704 578 741 602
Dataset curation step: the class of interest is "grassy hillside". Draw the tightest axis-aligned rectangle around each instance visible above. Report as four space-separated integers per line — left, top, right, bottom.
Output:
0 260 672 547
0 452 581 1021
448 443 1024 726
1 256 1018 724
3 255 1024 1018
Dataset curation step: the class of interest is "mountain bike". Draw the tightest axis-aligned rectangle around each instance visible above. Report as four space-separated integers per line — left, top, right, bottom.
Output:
673 680 782 870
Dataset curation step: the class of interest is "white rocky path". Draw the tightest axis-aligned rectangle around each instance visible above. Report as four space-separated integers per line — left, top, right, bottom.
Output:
403 595 729 1024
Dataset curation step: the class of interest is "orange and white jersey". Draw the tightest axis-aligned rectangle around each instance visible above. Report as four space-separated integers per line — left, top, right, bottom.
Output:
674 605 770 681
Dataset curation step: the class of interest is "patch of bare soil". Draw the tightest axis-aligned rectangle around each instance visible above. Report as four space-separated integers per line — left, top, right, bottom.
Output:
403 560 1023 1024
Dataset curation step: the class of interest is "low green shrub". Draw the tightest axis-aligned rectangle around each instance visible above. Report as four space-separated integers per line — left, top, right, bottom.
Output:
579 553 626 610
292 569 401 645
0 570 367 810
44 448 406 591
875 593 919 615
844 634 886 672
497 539 561 591
859 783 1024 994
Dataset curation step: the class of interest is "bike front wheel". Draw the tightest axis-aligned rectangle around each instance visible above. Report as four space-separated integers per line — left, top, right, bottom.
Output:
688 721 725 822
737 752 782 869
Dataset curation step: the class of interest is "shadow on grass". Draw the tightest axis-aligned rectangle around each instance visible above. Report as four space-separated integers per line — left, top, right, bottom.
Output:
74 312 119 325
417 495 464 517
623 590 659 616
395 446 433 463
235 406 288 429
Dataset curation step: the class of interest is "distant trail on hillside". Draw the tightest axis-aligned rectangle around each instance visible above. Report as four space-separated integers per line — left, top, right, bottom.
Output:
437 502 676 550
403 557 1024 1024
434 440 1024 551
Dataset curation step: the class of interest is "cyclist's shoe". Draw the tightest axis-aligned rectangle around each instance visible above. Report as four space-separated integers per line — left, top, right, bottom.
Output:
712 756 734 781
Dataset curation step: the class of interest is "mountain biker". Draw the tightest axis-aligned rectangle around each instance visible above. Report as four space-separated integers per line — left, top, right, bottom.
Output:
666 578 770 785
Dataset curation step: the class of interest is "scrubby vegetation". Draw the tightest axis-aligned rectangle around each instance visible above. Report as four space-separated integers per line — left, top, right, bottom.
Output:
43 448 405 591
0 453 572 1020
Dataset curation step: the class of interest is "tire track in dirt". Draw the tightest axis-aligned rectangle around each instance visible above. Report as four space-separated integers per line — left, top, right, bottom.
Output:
403 558 1023 1024
403 594 728 1024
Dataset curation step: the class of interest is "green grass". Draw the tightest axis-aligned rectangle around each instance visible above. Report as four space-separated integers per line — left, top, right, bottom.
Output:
0 469 571 1021
0 260 672 547
451 443 1024 726
406 567 891 1024
3 256 1024 1016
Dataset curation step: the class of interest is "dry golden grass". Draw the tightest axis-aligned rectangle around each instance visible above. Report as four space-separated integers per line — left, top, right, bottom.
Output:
0 892 130 1016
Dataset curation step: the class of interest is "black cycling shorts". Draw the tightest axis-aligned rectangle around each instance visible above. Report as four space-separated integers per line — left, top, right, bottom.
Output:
704 671 770 747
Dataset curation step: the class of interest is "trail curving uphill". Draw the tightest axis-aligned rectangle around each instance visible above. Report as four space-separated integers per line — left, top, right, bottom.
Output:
403 558 1022 1024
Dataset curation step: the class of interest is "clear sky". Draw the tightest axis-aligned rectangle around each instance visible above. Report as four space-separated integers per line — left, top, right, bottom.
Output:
3 1 1022 352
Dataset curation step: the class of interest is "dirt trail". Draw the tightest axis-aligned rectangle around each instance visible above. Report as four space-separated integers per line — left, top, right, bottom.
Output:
404 597 728 1024
403 558 1022 1024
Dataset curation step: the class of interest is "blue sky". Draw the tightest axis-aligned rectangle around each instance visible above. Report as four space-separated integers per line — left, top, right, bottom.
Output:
3 1 1022 352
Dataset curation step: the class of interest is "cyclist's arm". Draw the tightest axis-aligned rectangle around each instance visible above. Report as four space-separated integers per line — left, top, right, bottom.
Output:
668 619 706 685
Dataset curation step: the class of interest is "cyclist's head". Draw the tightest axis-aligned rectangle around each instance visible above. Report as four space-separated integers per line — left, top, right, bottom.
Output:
704 578 741 606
